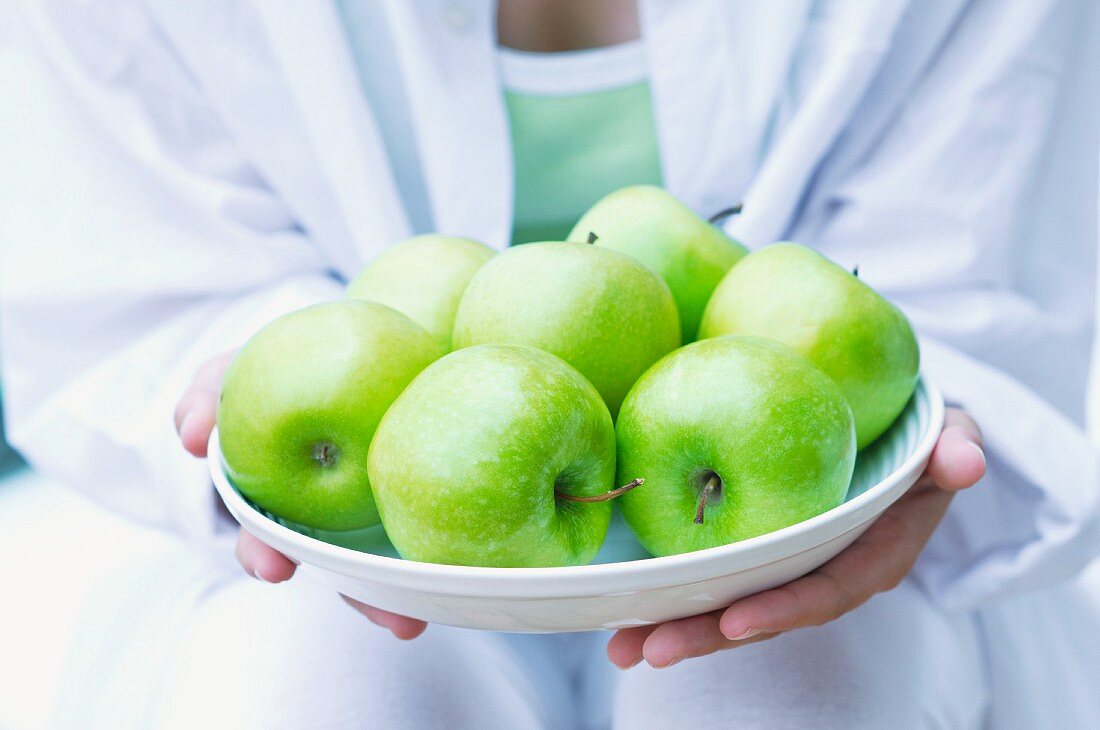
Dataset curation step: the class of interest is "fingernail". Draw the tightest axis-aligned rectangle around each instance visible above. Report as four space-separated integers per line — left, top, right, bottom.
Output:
725 627 764 641
967 440 986 466
252 568 273 583
655 656 682 669
618 656 643 671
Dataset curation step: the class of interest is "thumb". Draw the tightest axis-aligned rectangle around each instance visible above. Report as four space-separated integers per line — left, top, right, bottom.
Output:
925 407 985 491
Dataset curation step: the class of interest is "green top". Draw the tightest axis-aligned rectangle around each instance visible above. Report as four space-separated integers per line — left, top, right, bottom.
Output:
501 42 663 245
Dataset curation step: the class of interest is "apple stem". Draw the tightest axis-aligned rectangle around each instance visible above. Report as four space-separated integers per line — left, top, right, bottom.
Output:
694 473 721 525
707 203 743 225
312 442 338 468
852 265 860 278
556 477 644 503
587 231 599 244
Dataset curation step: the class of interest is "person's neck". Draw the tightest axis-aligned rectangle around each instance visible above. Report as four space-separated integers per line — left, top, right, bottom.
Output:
497 0 639 52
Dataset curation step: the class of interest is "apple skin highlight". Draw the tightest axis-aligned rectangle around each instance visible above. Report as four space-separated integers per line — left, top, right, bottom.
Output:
570 184 748 343
615 335 856 557
368 343 618 568
346 234 495 352
217 301 443 532
700 242 919 449
453 241 680 418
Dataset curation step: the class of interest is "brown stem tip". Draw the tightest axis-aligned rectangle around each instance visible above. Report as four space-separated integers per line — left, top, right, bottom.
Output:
707 203 743 225
586 231 599 244
852 265 860 278
556 477 644 503
694 473 721 525
312 442 339 468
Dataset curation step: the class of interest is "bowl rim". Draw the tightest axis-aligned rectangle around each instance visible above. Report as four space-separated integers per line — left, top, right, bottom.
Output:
210 376 943 596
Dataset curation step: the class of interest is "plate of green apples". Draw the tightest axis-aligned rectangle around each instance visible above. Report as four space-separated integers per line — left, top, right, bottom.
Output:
210 186 940 632
210 373 939 632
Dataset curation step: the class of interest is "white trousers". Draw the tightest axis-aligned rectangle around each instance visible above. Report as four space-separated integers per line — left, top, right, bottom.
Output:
142 575 986 730
3 472 1094 729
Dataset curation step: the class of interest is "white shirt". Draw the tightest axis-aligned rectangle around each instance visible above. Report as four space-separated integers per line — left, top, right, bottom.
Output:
0 0 1098 615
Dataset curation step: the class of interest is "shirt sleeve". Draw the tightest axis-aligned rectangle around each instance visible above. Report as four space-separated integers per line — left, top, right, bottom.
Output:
0 2 345 539
791 0 1100 608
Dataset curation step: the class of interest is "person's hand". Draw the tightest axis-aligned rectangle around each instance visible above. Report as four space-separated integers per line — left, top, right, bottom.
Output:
174 350 427 640
606 407 985 669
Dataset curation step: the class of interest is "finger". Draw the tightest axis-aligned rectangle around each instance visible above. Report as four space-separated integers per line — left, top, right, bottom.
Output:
235 529 296 583
173 352 235 430
638 611 778 668
720 487 953 639
192 351 236 390
174 351 236 457
926 408 985 491
341 596 428 640
176 394 218 458
641 611 730 667
719 574 851 642
606 624 660 669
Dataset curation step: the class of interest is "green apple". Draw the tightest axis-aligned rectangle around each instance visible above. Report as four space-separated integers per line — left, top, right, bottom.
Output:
368 343 623 567
346 234 496 351
452 242 680 417
217 301 443 531
616 335 856 556
699 243 919 448
569 185 748 342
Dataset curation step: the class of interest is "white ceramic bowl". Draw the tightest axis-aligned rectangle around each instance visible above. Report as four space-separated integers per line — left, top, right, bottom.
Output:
210 376 942 633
